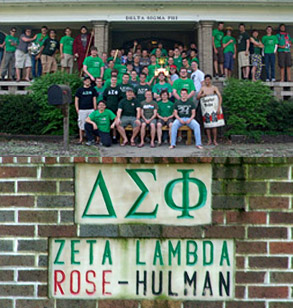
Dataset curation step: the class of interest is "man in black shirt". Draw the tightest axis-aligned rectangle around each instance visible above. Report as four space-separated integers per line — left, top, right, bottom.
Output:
37 29 59 74
0 31 6 68
75 76 97 144
237 23 250 79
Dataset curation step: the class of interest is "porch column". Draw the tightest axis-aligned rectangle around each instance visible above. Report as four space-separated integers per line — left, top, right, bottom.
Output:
197 20 214 75
92 20 109 56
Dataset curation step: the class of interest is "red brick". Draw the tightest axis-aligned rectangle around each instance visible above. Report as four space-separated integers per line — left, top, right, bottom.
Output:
0 270 14 281
173 157 184 163
236 271 266 283
249 197 289 209
115 157 128 163
38 225 77 237
88 157 101 163
0 182 14 192
0 299 13 308
0 167 37 178
74 157 86 163
1 157 14 163
226 302 265 308
141 301 181 308
237 257 245 269
59 157 71 163
235 286 245 298
18 270 47 282
270 212 293 224
270 242 293 254
102 157 114 163
129 157 142 163
17 157 29 163
143 157 155 164
0 196 34 207
270 182 293 194
162 226 202 238
236 241 267 254
199 157 213 163
30 157 43 163
0 225 34 237
184 302 222 308
269 303 293 308
18 181 56 193
249 257 288 269
270 272 293 283
0 285 34 296
204 226 245 238
248 227 287 239
99 300 139 308
0 255 34 266
226 211 267 224
18 210 57 223
212 211 224 224
248 286 288 298
45 157 57 164
159 157 173 164
16 299 54 308
37 285 47 297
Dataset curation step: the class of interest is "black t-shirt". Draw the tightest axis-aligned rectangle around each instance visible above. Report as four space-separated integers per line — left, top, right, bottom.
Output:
103 85 122 113
42 38 60 56
118 98 140 117
119 83 134 99
135 84 151 102
0 32 5 51
174 99 195 118
75 87 98 110
237 32 250 52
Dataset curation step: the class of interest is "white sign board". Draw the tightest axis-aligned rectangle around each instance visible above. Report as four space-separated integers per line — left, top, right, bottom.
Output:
75 164 212 226
49 238 234 300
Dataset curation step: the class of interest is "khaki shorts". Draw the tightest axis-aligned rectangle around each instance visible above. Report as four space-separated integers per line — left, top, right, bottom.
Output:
41 55 58 73
15 49 32 69
238 51 250 68
78 109 94 130
61 53 73 68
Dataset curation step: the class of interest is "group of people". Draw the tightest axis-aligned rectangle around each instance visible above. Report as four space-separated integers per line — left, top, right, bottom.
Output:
213 22 292 82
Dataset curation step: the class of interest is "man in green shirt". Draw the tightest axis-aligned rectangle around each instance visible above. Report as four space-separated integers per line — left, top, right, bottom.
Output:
32 26 48 78
83 46 104 82
85 100 116 147
212 22 224 78
152 72 173 101
237 23 250 79
1 27 19 80
172 67 196 101
277 24 292 82
262 26 278 82
223 27 237 78
60 27 74 73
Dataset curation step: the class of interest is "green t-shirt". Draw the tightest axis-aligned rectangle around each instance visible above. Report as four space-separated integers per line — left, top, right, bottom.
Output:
60 35 74 55
172 78 195 95
152 82 173 95
191 57 199 65
213 29 224 48
135 84 151 102
277 33 292 52
94 85 106 102
173 56 182 69
141 100 158 119
151 48 168 57
158 101 174 117
83 56 104 78
148 64 160 78
5 35 19 52
103 68 113 81
35 33 48 47
262 35 278 54
222 36 236 54
118 98 140 117
89 109 116 133
237 32 250 52
251 37 261 55
174 99 195 118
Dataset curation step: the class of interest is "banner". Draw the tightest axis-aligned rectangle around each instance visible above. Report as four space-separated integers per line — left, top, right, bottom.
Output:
200 94 225 129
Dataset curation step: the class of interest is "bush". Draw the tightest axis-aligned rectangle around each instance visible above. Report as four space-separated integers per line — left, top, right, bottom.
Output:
223 79 273 138
0 95 43 134
29 71 82 135
266 99 293 134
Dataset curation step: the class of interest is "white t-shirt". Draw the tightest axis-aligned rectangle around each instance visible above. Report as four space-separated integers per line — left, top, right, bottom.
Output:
191 69 205 93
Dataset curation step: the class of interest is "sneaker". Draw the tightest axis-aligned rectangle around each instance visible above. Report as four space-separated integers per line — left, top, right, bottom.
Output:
266 79 270 82
85 140 95 146
272 78 276 82
215 74 219 80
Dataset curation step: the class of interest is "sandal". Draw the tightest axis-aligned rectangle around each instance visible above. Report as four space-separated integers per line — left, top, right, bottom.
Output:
121 141 128 147
131 141 136 147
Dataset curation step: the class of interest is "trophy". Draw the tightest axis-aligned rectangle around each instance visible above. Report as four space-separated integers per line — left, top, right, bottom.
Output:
155 57 169 77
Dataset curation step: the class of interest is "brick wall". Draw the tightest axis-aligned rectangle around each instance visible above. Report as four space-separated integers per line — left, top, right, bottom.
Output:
0 156 292 308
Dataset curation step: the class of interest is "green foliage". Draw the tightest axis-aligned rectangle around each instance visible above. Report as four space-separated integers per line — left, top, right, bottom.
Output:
266 99 293 134
223 79 273 138
29 71 82 135
0 95 42 134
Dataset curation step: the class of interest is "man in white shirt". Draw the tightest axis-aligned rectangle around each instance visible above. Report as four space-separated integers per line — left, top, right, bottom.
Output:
190 61 205 106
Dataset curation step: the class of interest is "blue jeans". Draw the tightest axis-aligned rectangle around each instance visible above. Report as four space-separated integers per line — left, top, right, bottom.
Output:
264 53 275 80
31 54 42 78
171 118 202 146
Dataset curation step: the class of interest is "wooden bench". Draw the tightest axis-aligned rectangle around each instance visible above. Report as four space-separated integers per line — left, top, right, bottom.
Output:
119 125 192 145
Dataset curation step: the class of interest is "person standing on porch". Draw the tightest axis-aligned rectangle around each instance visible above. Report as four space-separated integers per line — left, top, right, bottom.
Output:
237 24 250 79
250 29 264 81
73 26 93 72
212 22 225 79
277 24 292 82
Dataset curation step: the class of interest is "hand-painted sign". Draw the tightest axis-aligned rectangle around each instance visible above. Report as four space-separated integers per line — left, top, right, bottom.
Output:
49 238 234 300
75 164 212 226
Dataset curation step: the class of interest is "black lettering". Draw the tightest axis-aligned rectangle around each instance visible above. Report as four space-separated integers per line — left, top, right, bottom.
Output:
184 271 196 296
168 271 178 296
136 270 147 296
202 271 213 296
219 271 230 296
152 271 163 295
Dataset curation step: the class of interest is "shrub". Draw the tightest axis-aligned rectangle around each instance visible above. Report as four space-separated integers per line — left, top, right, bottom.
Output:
222 79 273 138
29 71 82 135
0 95 42 134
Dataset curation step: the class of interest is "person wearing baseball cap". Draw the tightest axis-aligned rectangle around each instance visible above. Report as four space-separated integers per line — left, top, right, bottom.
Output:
116 88 141 146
